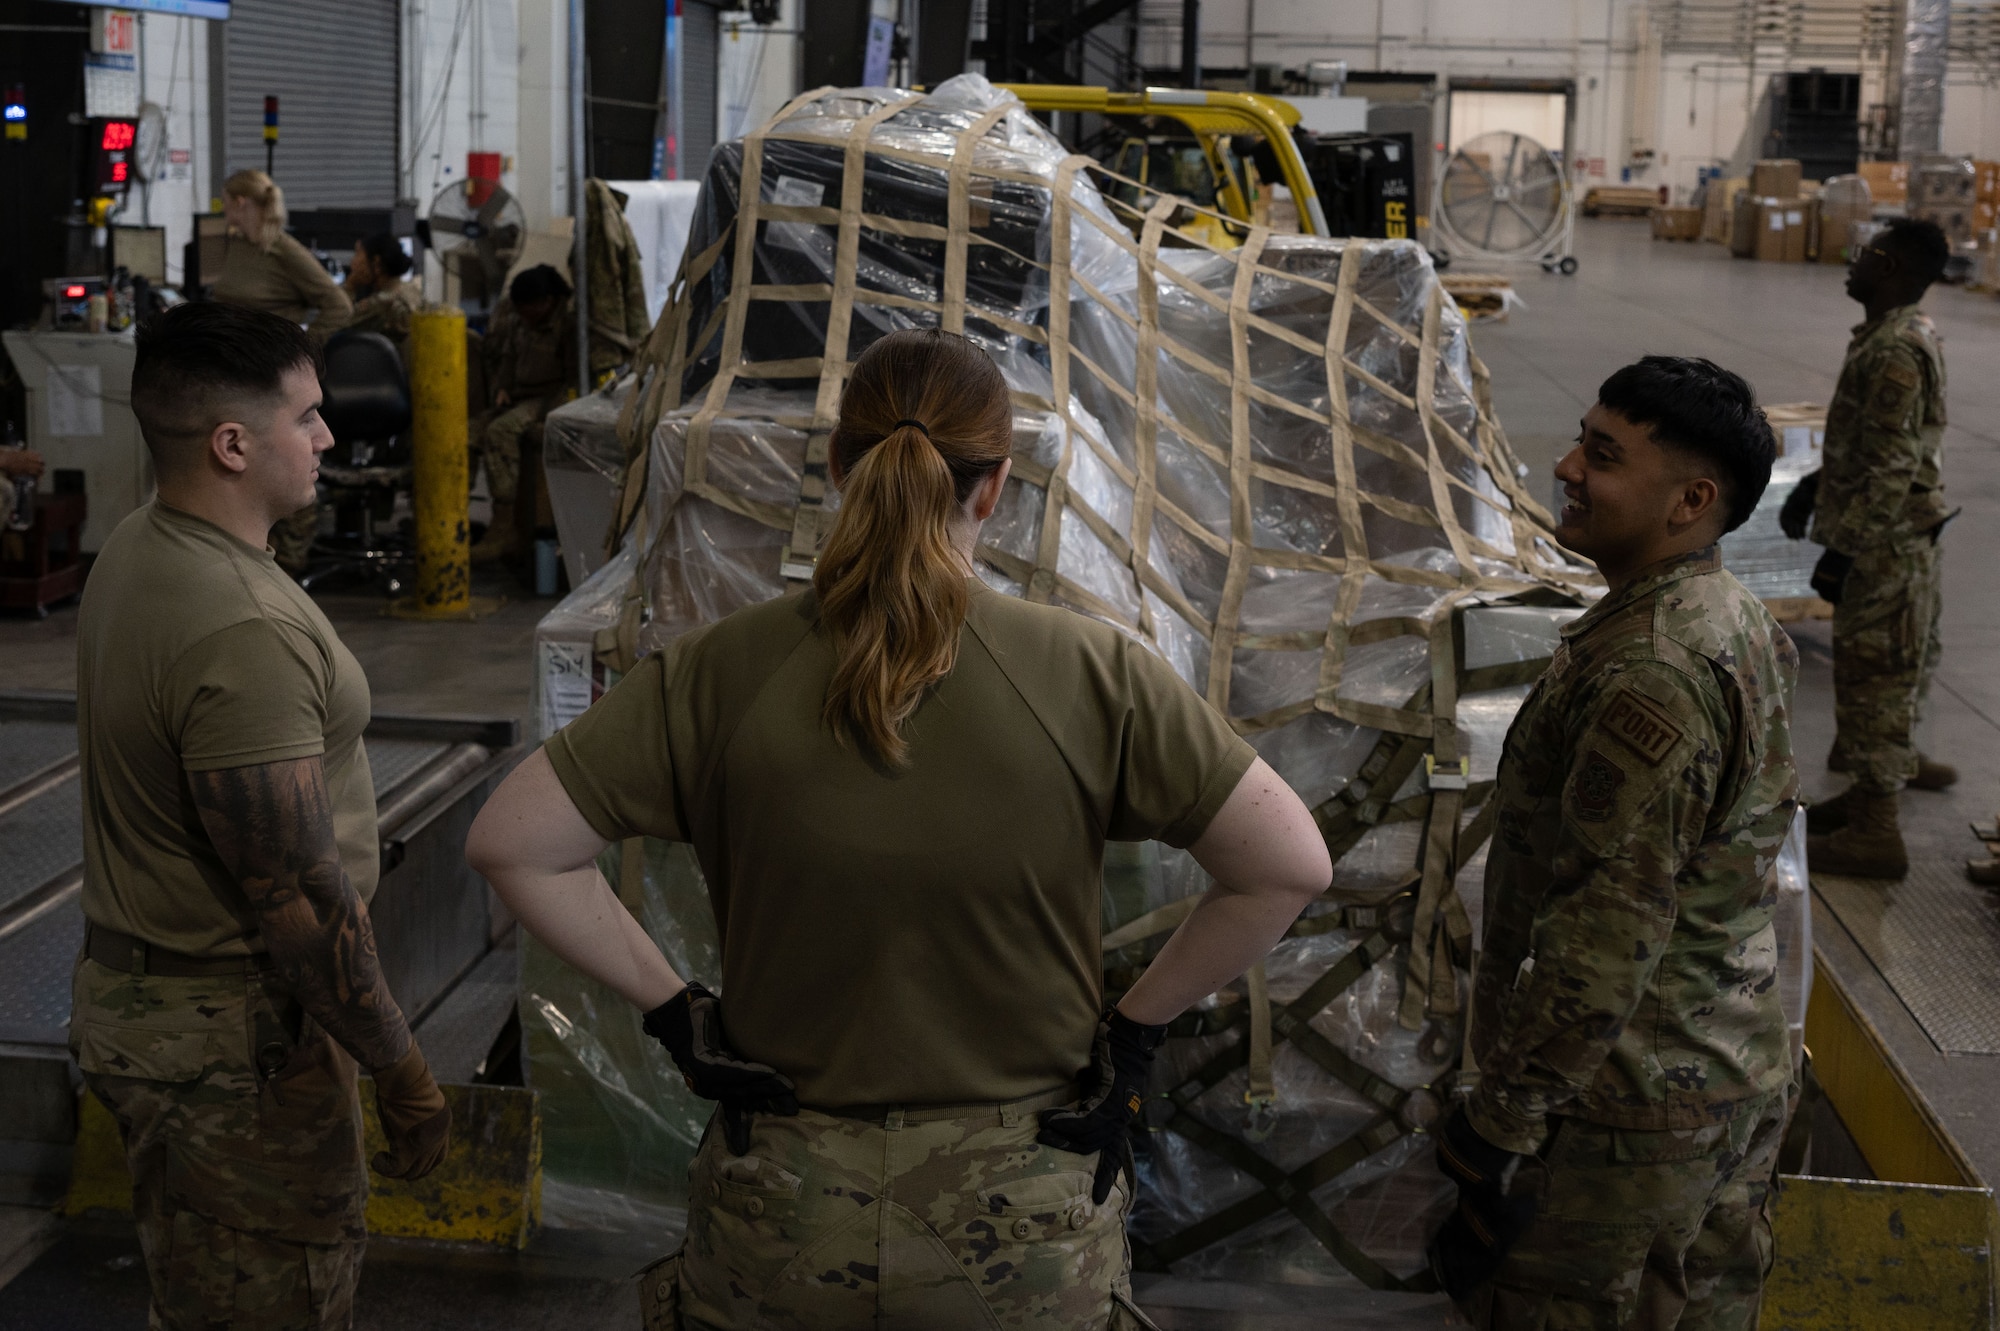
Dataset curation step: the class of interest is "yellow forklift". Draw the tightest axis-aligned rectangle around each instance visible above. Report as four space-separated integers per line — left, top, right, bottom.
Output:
997 84 1332 245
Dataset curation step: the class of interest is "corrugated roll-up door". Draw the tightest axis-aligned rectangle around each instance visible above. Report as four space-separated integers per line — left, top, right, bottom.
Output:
224 0 398 209
681 3 719 179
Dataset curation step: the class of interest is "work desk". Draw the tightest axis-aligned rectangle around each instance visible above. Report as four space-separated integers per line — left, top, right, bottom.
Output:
2 331 149 553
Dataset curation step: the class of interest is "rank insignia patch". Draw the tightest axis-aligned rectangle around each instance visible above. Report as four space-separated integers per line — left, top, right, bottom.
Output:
1573 749 1625 821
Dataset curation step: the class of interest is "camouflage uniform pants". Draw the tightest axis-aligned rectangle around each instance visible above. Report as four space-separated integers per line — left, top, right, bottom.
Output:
1465 1091 1788 1330
269 504 319 575
645 1088 1156 1331
70 957 369 1330
1830 532 1941 794
474 397 556 505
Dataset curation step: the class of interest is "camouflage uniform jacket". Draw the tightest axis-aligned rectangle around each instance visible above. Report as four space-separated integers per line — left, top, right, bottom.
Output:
1466 548 1799 1155
347 277 422 359
1811 303 1949 553
486 298 576 402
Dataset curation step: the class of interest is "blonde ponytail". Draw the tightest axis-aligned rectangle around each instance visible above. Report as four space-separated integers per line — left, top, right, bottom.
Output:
813 330 1013 766
222 169 287 249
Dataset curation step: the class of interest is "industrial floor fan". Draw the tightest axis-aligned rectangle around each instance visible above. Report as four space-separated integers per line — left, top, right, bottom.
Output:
1432 130 1577 275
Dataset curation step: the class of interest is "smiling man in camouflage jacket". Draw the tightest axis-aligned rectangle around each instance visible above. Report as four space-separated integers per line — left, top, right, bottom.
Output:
1428 357 1798 1330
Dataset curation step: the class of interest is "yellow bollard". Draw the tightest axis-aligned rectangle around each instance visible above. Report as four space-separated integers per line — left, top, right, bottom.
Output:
392 307 496 620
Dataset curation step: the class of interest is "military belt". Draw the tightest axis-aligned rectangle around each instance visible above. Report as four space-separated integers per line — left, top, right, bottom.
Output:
804 1084 1075 1130
84 923 275 978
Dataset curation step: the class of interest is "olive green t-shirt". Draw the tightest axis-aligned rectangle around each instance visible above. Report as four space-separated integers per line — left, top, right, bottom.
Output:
77 502 378 957
545 582 1256 1108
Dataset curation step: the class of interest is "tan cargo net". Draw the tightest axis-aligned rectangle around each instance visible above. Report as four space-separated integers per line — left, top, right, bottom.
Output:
593 76 1594 1288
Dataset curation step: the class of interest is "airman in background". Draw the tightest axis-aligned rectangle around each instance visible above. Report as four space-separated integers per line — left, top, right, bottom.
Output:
344 233 422 363
1782 216 1954 880
473 264 575 564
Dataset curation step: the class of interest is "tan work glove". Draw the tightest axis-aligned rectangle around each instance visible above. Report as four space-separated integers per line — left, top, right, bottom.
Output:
372 1044 452 1180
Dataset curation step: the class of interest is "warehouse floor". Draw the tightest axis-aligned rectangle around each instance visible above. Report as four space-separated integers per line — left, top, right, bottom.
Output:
3 217 2000 1328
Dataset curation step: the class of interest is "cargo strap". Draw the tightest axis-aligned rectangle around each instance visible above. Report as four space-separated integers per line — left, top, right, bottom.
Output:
1123 927 1435 1291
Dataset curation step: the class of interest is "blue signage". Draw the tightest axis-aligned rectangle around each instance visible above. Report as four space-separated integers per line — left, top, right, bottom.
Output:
50 0 232 19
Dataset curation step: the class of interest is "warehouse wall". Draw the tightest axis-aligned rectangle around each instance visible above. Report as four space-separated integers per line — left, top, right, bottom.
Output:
129 12 215 285
1179 0 2000 204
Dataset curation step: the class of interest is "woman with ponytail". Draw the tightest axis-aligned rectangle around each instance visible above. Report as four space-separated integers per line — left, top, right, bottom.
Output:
212 170 352 338
470 329 1331 1329
211 169 354 574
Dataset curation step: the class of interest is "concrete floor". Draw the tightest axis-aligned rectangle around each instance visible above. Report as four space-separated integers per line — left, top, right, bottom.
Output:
5 217 2000 1327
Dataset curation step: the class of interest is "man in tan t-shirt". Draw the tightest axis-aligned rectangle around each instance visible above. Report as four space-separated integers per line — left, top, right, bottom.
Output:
71 302 448 1330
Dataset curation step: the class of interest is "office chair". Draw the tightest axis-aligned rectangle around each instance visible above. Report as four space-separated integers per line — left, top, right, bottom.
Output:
302 329 415 593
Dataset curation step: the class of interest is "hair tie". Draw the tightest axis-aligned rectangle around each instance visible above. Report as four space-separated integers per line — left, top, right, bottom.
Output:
893 418 931 439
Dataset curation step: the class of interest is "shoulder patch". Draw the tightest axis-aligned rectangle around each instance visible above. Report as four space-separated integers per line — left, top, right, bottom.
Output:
1881 360 1920 390
1599 687 1687 766
1572 748 1626 822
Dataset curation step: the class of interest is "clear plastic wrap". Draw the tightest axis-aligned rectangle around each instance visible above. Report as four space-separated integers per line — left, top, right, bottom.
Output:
521 838 718 1229
1774 806 1813 1075
1898 0 1950 157
527 76 1610 1276
1718 450 1821 602
541 378 635 587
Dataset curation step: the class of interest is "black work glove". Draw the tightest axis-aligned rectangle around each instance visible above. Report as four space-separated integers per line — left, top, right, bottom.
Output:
1037 1007 1168 1206
1778 471 1819 541
642 984 798 1155
1810 549 1854 606
1425 1106 1536 1303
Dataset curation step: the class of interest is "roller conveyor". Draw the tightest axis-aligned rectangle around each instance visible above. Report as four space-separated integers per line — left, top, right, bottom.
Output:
0 693 523 1205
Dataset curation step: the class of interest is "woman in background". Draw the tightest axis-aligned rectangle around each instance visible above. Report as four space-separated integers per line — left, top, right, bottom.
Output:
210 170 350 575
212 170 351 338
346 233 421 363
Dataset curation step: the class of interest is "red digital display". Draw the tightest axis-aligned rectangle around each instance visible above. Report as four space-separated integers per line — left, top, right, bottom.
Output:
101 120 135 151
111 161 128 182
64 285 86 299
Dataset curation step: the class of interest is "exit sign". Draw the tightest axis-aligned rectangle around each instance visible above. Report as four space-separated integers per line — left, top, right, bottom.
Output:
91 9 138 55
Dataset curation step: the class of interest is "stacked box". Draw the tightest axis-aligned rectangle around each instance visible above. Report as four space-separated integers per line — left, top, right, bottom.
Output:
1816 175 1873 264
1702 176 1748 245
1651 205 1703 240
1752 158 1803 198
1734 196 1810 262
1858 160 1908 206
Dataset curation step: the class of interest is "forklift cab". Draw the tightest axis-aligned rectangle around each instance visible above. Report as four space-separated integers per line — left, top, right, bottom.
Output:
998 85 1330 242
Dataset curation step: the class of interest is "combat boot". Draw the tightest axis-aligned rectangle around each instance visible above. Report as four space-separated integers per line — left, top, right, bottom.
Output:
1806 787 1862 835
1807 791 1908 880
1910 754 1959 791
471 501 517 565
1967 859 2000 887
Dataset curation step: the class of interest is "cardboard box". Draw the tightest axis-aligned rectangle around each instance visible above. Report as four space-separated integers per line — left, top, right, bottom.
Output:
1754 198 1789 262
1651 205 1703 241
1753 159 1803 198
1977 200 1998 232
1731 192 1762 257
1703 176 1748 244
1975 160 1999 203
1817 175 1873 264
1783 202 1809 262
1858 161 1908 206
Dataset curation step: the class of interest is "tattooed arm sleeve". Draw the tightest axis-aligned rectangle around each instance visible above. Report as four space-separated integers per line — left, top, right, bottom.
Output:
189 756 413 1072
